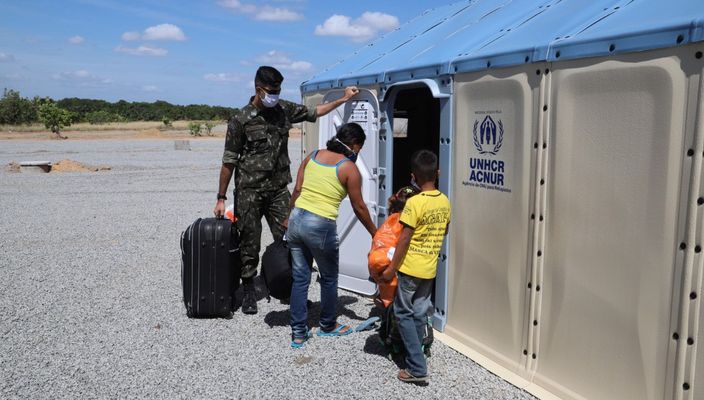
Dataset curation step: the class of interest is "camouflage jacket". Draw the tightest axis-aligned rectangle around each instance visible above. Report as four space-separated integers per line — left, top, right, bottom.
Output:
222 98 316 191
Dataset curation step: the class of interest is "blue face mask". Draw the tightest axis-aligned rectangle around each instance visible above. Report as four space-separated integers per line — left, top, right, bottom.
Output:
335 138 359 162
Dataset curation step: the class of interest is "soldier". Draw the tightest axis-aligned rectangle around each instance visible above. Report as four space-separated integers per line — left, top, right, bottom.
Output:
214 66 359 314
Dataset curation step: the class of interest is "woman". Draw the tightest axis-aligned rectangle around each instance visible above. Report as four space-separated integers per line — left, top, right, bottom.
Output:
286 122 377 348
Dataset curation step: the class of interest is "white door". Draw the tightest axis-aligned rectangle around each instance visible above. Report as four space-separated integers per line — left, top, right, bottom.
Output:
318 89 379 295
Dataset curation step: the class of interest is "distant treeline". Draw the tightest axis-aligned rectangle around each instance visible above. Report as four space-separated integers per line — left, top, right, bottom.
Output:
0 89 236 125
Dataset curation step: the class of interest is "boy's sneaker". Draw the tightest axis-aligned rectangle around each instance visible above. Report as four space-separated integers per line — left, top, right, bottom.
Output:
242 282 257 314
398 369 429 384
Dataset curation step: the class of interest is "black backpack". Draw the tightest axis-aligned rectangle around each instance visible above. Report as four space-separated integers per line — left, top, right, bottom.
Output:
261 239 292 300
378 303 434 358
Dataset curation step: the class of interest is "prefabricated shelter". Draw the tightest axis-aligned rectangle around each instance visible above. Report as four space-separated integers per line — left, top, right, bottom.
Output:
299 1 704 399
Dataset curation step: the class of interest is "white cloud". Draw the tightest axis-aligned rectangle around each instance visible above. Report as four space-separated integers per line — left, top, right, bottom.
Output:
315 11 399 42
0 52 14 62
52 70 112 84
255 6 303 21
122 31 141 41
142 85 159 92
68 35 85 44
256 50 311 73
204 73 242 83
115 45 168 56
217 0 256 13
218 1 302 22
142 24 186 41
121 24 186 42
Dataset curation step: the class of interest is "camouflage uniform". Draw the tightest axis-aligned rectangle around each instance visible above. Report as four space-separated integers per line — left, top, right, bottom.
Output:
222 98 317 279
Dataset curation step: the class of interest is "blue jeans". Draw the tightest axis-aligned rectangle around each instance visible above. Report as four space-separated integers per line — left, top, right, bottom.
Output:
395 272 433 377
287 208 340 339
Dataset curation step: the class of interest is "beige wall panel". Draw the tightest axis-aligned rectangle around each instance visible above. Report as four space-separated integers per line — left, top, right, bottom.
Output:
692 55 704 400
534 53 687 400
302 92 323 157
447 67 539 372
697 291 704 399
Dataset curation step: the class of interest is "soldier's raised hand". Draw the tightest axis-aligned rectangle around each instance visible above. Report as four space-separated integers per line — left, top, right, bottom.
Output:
343 86 359 100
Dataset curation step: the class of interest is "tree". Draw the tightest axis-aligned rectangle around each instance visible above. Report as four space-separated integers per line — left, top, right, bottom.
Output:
0 89 37 125
37 103 73 139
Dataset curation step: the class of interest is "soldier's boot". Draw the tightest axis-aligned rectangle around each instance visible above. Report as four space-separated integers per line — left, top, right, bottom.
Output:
242 279 258 315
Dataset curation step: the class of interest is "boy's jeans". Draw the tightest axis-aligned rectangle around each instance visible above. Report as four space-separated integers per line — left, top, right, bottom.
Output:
287 208 340 339
394 272 433 377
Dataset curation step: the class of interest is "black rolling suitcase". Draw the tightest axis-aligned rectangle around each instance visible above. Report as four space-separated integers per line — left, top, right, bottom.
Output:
181 218 241 318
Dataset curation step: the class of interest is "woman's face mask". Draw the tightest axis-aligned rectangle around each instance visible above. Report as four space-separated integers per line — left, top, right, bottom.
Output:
335 138 359 162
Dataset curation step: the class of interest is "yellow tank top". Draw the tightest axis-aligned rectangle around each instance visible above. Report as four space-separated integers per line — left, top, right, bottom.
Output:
296 150 349 220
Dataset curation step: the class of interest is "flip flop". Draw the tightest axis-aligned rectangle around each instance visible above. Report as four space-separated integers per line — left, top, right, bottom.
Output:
353 316 380 332
316 324 352 337
290 330 312 348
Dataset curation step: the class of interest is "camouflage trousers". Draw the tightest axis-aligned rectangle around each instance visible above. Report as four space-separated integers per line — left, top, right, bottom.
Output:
235 186 290 279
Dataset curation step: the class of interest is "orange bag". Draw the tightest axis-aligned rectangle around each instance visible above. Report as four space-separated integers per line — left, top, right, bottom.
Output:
368 213 402 308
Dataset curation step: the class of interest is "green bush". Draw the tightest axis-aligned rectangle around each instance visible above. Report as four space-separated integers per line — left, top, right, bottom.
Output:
162 116 172 128
188 122 202 136
86 110 121 124
203 121 216 136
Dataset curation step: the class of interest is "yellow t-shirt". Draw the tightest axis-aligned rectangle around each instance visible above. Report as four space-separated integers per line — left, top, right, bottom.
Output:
398 189 451 279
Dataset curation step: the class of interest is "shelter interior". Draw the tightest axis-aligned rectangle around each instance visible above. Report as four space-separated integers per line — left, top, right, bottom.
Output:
389 86 440 193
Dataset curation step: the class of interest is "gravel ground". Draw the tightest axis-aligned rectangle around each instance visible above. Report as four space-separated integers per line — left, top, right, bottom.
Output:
0 137 536 399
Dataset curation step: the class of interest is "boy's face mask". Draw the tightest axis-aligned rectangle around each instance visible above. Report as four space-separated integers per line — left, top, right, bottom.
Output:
410 175 421 191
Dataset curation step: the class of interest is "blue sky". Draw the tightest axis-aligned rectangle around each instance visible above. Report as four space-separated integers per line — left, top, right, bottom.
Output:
0 0 436 107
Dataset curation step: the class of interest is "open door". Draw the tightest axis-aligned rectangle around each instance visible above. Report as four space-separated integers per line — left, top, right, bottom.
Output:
318 89 379 295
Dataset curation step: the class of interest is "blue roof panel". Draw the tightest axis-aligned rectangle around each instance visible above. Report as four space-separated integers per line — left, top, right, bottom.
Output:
302 0 704 93
371 0 554 76
306 2 470 87
549 0 704 61
459 0 627 70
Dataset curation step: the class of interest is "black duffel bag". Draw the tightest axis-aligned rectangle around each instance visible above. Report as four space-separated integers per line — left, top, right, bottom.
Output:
261 239 292 300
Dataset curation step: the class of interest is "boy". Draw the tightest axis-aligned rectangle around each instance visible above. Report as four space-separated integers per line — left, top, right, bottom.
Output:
381 150 451 383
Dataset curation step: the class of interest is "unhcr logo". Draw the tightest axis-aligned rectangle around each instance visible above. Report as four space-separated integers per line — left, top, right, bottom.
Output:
463 113 511 193
473 115 503 155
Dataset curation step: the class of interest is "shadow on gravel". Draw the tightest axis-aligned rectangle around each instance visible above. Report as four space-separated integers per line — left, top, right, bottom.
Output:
363 335 405 369
263 295 366 328
228 277 271 313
